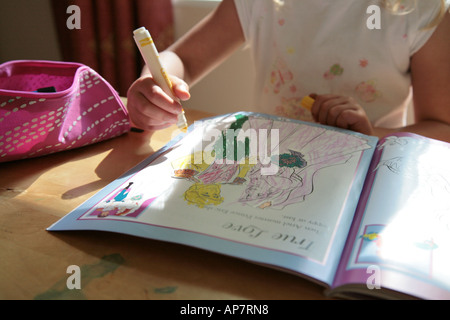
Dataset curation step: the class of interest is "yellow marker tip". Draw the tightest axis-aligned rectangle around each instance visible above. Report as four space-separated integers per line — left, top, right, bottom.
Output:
301 96 315 111
177 110 188 133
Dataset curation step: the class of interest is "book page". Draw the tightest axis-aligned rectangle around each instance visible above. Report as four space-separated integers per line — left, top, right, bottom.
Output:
49 113 377 285
333 133 450 299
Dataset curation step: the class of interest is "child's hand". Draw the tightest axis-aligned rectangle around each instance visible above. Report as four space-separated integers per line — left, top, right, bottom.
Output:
310 94 374 136
126 74 190 131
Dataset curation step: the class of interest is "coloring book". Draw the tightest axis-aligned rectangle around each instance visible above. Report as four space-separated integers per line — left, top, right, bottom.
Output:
48 112 450 299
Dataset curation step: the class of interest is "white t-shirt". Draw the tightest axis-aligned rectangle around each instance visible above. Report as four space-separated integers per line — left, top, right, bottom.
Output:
234 0 446 128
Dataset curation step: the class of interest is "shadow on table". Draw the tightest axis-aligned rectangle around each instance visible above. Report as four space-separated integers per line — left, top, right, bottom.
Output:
0 129 155 201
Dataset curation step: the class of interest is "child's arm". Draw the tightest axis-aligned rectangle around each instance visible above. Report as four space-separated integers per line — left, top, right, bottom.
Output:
404 10 450 142
127 0 245 131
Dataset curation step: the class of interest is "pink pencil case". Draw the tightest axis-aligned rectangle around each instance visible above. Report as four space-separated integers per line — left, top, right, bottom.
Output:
0 60 130 162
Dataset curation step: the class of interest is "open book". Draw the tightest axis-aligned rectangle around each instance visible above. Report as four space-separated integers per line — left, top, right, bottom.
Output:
48 112 450 300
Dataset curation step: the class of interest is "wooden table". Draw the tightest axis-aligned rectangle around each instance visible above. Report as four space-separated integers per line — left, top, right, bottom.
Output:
0 107 327 300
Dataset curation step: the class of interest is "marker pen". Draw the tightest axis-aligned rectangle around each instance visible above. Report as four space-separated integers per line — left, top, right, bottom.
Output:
301 96 315 111
133 27 188 132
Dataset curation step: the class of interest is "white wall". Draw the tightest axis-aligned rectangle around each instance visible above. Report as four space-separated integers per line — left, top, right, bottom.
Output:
173 0 255 114
0 0 62 63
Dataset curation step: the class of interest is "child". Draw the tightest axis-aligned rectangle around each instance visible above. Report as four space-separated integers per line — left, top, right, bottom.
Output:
127 0 450 142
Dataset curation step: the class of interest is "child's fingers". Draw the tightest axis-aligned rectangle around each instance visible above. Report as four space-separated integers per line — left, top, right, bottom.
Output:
127 94 173 130
326 104 359 127
138 90 179 121
311 94 373 134
138 77 183 115
335 109 361 130
312 95 351 125
339 110 373 135
127 76 182 130
330 103 373 134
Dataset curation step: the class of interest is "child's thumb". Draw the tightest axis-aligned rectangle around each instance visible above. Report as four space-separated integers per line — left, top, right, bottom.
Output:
171 78 191 101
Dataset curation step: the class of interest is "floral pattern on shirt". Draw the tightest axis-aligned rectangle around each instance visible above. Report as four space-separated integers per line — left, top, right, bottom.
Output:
275 97 314 122
355 79 382 103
